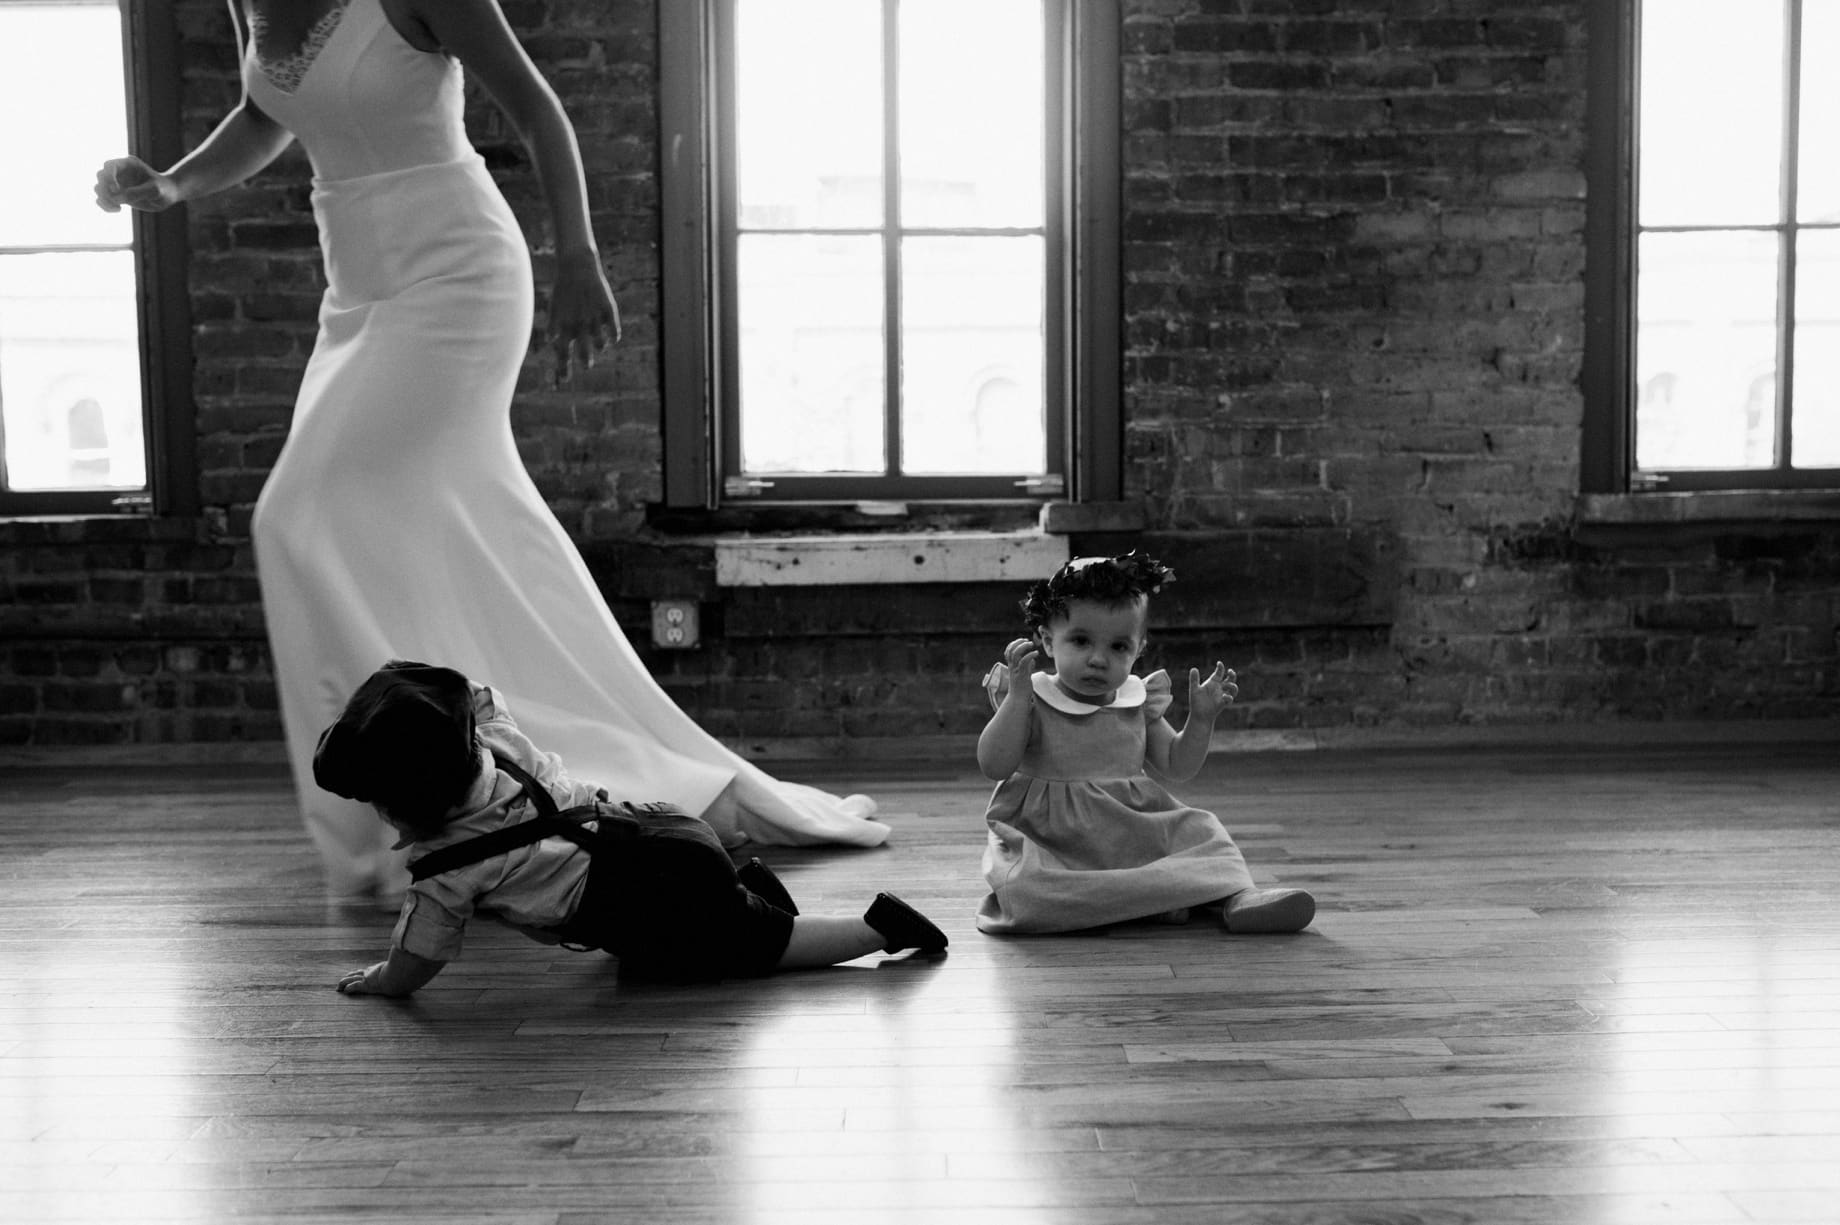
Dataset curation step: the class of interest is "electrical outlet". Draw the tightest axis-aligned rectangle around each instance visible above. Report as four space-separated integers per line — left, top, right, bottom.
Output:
650 598 701 649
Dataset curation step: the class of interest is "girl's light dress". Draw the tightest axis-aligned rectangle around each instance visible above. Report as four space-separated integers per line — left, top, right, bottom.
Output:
242 0 888 896
977 669 1256 934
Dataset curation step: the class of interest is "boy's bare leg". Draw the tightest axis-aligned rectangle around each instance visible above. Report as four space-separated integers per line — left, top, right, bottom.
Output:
775 916 884 968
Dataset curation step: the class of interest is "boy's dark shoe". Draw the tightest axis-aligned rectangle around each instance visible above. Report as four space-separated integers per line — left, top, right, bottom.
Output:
738 858 799 915
865 892 948 954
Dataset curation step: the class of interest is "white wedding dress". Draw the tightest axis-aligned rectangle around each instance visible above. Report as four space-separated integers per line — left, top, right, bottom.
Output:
243 0 888 896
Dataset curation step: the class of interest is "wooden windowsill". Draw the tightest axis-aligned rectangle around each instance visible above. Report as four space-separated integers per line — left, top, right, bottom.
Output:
714 529 1070 587
1576 490 1840 526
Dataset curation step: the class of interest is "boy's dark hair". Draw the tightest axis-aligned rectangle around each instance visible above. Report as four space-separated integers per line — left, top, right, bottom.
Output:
1020 550 1177 634
313 660 482 836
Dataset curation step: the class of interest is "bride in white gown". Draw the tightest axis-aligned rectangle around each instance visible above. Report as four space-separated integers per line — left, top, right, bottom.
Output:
96 0 888 898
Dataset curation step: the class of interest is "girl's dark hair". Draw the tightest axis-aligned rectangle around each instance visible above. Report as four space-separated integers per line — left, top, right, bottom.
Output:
1020 550 1176 633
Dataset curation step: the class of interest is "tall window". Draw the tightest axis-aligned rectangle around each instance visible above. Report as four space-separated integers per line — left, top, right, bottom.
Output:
1586 0 1839 492
0 0 190 517
660 0 1119 509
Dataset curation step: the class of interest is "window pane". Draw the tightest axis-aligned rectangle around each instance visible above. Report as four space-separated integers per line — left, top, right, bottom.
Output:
901 236 1044 475
899 0 1043 229
1793 229 1840 467
1635 230 1780 470
0 3 133 249
736 234 885 474
1799 0 1840 223
734 0 883 231
1638 0 1783 227
0 251 146 491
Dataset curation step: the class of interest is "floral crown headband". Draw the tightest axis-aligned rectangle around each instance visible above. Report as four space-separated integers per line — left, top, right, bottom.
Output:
1022 550 1176 631
1059 550 1176 595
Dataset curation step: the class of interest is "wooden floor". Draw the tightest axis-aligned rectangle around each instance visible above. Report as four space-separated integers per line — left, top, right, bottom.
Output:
2 741 1838 1225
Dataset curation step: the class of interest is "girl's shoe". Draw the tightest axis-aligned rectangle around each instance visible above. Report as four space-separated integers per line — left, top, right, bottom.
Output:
1224 887 1315 934
737 858 799 915
864 892 949 954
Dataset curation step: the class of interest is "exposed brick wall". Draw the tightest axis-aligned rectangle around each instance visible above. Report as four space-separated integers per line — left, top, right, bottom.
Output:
2 0 1835 748
0 516 275 744
1117 0 1835 729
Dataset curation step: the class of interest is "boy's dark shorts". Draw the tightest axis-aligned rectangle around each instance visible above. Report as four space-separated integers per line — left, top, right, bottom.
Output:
550 803 794 980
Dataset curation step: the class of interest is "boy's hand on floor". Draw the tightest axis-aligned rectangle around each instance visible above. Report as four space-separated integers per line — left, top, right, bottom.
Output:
335 963 387 995
335 949 443 996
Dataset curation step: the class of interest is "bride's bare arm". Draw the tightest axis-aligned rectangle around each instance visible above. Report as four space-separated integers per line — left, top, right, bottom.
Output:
411 0 621 379
95 0 293 211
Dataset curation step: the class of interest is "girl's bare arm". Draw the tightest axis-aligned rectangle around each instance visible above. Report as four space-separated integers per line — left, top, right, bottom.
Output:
976 641 1040 780
977 686 1034 780
1146 663 1236 782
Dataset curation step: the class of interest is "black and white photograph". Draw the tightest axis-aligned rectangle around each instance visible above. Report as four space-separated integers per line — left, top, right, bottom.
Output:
2 1 1836 1221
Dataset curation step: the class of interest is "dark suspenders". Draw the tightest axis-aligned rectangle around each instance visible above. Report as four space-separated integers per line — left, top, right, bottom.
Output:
406 755 603 882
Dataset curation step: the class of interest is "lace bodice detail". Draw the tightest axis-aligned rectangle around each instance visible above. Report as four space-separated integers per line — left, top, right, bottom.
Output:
240 0 470 181
250 1 349 94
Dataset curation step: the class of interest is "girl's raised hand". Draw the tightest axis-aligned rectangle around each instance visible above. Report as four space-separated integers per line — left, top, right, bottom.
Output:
983 637 1039 707
1188 661 1237 721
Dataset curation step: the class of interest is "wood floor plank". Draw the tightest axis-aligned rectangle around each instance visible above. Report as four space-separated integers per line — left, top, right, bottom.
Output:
3 742 1837 1223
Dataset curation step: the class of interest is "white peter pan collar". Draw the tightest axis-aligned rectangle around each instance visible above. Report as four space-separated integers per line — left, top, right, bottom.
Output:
1031 669 1147 715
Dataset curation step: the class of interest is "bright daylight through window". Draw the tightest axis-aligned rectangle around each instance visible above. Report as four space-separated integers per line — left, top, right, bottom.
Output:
726 0 1050 487
1634 0 1839 478
0 1 147 497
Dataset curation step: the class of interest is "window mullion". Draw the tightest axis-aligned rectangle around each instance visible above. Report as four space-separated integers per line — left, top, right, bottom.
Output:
1070 0 1121 501
714 0 743 490
881 0 902 480
1043 0 1067 487
1776 0 1803 472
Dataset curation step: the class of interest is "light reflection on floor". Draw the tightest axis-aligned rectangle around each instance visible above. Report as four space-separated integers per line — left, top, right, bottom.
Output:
5 942 209 1222
733 957 1040 1218
1599 931 1836 1224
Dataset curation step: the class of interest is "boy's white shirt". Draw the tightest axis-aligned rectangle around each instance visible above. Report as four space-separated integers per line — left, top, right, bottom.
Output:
388 683 610 961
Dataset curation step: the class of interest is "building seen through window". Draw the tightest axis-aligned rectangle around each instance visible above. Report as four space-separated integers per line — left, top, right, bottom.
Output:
722 0 1055 496
0 1 148 497
1632 0 1839 479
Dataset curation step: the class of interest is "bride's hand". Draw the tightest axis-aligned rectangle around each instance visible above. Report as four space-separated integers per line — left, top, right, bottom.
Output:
95 156 182 213
548 250 621 387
